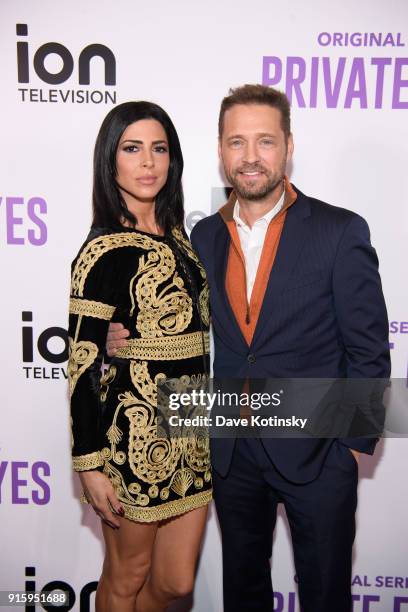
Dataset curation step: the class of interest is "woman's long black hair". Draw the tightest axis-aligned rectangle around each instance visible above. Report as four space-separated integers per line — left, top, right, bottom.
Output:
92 101 184 232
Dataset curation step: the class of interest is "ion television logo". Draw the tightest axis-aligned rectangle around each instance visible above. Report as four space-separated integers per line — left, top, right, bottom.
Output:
22 312 68 380
16 24 117 104
24 566 96 611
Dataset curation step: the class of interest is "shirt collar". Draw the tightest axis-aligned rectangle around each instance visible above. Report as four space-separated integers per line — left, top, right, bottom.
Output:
233 189 286 229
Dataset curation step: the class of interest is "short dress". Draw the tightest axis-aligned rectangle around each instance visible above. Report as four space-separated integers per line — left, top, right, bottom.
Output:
68 225 212 522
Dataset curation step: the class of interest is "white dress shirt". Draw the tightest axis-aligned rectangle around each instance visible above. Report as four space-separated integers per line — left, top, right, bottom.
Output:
233 191 285 303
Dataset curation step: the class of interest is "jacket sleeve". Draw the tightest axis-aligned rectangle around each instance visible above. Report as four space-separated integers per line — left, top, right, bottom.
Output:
68 236 118 471
332 215 390 454
190 222 203 259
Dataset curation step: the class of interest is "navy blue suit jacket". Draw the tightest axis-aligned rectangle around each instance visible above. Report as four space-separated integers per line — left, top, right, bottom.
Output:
191 185 390 483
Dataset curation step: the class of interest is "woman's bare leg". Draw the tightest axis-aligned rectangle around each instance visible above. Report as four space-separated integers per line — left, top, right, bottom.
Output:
135 505 209 612
96 516 159 612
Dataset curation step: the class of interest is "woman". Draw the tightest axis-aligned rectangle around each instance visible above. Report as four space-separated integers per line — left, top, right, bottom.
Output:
68 101 211 611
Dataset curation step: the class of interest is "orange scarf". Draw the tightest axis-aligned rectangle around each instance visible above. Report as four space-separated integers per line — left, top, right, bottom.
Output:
219 179 297 345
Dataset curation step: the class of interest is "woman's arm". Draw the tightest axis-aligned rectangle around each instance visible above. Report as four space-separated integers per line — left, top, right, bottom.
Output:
68 234 124 528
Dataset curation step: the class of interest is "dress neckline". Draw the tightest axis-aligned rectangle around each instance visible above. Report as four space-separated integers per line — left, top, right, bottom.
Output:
116 225 167 239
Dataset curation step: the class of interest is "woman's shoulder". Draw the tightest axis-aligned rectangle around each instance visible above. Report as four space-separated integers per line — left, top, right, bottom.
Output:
72 227 120 263
71 226 162 278
73 225 170 270
85 226 168 246
70 228 127 294
78 226 142 253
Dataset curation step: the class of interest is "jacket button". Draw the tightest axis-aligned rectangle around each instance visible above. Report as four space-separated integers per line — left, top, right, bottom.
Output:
247 353 256 364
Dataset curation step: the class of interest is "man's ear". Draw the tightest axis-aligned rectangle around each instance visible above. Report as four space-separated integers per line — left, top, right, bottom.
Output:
218 140 222 161
286 133 294 162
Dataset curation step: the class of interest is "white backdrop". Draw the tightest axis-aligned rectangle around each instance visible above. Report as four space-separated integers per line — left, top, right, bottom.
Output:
1 0 408 610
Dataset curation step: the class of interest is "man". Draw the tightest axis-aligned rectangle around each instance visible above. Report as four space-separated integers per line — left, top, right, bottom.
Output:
108 85 390 612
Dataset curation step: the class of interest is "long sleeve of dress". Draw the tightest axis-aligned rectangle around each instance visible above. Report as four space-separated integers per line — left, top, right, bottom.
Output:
68 233 118 471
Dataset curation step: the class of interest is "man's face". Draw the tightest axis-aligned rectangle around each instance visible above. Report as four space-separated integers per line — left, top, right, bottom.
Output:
219 104 293 202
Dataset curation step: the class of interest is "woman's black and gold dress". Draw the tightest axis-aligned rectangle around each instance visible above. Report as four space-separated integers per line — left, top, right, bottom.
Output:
68 225 212 522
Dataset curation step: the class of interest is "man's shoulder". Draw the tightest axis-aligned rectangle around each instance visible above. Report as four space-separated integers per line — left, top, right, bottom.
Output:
193 211 224 231
190 211 224 241
311 198 360 221
295 186 366 227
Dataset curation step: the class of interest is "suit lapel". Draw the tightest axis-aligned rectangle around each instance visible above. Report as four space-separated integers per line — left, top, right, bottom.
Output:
251 191 312 347
213 221 248 349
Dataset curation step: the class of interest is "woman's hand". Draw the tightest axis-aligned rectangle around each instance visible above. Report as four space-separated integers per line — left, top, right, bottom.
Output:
349 449 360 463
78 470 124 529
106 322 130 357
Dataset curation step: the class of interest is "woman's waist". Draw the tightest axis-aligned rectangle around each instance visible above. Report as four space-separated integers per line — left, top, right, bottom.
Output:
114 330 209 361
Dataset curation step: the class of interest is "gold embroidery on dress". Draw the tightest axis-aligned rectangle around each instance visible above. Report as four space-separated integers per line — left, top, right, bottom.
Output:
68 337 98 396
184 429 211 475
171 227 206 280
171 227 210 326
101 364 210 508
163 374 211 478
70 297 116 320
129 360 165 406
101 388 183 496
72 451 103 471
126 401 183 484
148 484 159 498
131 251 192 338
70 232 193 338
198 283 210 327
103 393 137 465
126 360 183 483
169 467 194 496
103 460 150 507
115 332 210 361
100 365 117 403
81 485 212 522
70 230 212 519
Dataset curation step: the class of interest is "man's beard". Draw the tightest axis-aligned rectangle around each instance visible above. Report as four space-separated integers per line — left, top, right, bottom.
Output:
225 163 285 202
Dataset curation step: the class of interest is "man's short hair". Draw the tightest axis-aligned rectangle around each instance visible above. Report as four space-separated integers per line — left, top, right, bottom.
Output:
218 84 291 141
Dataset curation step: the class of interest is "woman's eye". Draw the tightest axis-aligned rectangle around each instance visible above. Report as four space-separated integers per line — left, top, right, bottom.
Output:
154 146 168 153
123 145 138 152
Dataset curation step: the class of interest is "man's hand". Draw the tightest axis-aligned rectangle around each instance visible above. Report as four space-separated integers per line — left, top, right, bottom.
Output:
349 449 360 463
106 322 130 357
78 470 124 529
